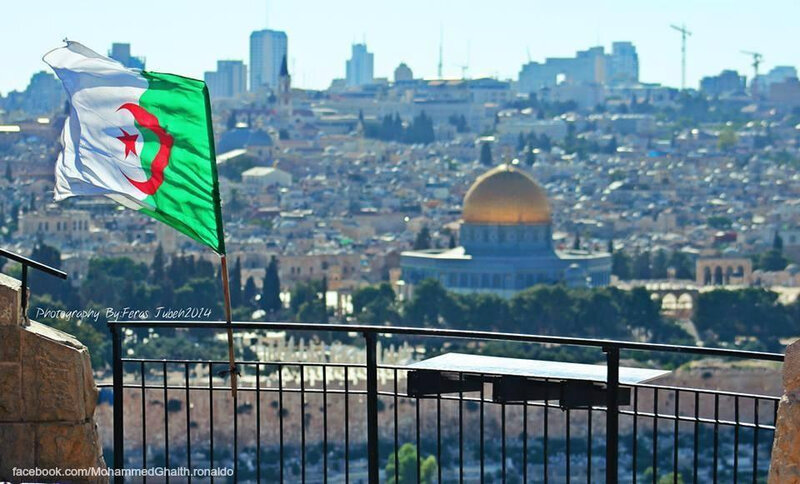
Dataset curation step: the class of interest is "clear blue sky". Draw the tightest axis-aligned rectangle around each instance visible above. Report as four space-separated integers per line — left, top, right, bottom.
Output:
2 0 798 94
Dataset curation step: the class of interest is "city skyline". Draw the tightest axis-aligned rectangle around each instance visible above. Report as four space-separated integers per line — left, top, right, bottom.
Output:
2 0 800 95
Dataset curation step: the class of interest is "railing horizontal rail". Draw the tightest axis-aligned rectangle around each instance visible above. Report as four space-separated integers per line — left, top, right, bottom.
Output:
0 247 67 279
112 320 785 361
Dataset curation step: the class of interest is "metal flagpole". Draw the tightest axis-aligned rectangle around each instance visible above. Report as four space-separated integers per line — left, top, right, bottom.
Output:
220 254 238 397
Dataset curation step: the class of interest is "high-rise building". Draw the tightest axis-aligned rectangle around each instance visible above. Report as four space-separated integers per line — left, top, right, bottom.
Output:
250 29 288 91
346 43 374 87
394 62 414 82
204 61 247 100
607 42 639 85
108 43 145 70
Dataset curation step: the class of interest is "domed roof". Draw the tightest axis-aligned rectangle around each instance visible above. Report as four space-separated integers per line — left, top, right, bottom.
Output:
462 163 551 225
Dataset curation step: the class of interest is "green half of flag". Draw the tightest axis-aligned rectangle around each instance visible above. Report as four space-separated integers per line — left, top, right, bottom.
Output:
135 72 225 254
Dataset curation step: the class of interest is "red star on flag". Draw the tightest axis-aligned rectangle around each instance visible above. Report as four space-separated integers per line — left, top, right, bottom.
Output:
116 128 138 158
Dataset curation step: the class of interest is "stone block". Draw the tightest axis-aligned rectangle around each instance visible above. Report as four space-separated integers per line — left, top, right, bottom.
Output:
784 339 800 393
20 322 91 422
0 422 35 479
0 362 21 421
0 326 20 362
35 420 105 480
769 394 800 483
0 273 22 326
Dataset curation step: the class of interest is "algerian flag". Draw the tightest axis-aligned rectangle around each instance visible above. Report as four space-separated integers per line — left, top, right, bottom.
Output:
44 41 225 254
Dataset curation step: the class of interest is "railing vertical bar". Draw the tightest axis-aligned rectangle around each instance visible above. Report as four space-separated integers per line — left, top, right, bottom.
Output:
394 368 399 484
415 393 421 483
344 365 350 483
605 346 620 484
713 394 719 484
587 404 592 484
480 375 485 484
753 398 759 484
322 365 328 484
459 381 464 484
633 386 639 484
279 364 285 484
232 364 238 483
673 390 679 484
111 324 124 484
256 363 261 484
163 361 170 483
364 331 379 484
140 361 147 483
734 395 740 483
501 402 507 484
300 364 306 484
209 363 214 484
20 263 27 319
653 387 659 484
437 391 442 484
523 400 528 484
184 363 191 483
693 391 699 484
566 407 571 484
543 378 549 484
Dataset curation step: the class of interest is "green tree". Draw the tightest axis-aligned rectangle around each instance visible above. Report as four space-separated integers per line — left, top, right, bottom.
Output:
759 249 788 271
413 227 432 250
651 249 669 279
632 250 652 279
230 257 242 308
404 279 459 327
243 276 257 308
151 244 165 284
668 251 694 279
352 283 400 324
773 231 784 251
262 256 282 312
384 443 437 484
718 127 737 151
479 142 493 166
291 279 327 323
524 146 536 166
612 251 631 280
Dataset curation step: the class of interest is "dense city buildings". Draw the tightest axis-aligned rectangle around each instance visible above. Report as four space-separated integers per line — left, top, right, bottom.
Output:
518 42 639 93
700 69 747 96
249 29 288 91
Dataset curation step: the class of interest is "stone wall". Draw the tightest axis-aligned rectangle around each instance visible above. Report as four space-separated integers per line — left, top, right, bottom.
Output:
769 339 800 483
0 273 105 482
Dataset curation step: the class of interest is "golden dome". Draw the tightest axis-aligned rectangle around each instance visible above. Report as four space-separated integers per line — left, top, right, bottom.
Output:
462 163 551 225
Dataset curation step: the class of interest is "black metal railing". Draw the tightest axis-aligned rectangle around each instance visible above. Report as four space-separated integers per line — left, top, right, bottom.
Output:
0 247 68 319
106 321 784 483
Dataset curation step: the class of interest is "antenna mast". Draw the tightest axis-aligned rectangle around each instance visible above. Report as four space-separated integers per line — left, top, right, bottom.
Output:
438 26 443 79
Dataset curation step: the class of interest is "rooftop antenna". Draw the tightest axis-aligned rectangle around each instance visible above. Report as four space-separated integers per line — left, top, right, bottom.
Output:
437 25 443 79
741 50 763 99
265 0 269 28
526 46 532 63
670 24 692 90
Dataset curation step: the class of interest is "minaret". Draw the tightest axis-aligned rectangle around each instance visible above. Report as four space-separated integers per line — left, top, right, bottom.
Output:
278 55 291 114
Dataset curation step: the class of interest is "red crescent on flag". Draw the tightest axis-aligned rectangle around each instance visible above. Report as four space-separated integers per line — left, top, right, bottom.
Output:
117 103 173 195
